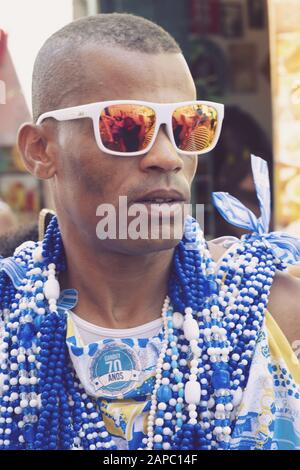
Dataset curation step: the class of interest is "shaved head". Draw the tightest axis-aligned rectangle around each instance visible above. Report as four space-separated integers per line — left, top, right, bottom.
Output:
20 11 197 257
32 13 182 122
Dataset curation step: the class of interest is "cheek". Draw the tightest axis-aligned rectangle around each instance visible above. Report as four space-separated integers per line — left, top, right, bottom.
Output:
58 138 133 204
184 155 198 182
57 123 109 194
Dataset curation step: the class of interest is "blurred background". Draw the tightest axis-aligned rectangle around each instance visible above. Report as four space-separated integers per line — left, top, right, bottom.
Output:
0 0 300 241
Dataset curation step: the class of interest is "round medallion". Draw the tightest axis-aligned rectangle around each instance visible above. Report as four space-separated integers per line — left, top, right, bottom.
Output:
89 341 142 397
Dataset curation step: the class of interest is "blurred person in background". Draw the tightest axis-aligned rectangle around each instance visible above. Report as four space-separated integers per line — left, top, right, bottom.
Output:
0 199 17 236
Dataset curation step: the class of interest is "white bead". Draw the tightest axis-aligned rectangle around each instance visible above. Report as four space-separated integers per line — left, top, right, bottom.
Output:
183 318 199 341
185 380 201 404
154 435 163 443
211 305 219 314
158 403 167 410
185 307 193 315
32 246 44 262
155 418 164 426
189 418 197 425
214 426 223 435
232 387 243 407
17 354 25 363
216 404 225 412
172 312 184 329
44 278 60 300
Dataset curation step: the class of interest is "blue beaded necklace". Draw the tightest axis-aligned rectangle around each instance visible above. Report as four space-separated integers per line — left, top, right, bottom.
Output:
1 155 299 450
0 214 283 450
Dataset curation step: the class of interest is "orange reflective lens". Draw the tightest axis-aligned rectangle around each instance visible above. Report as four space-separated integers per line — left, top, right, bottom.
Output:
99 103 219 154
172 104 218 152
99 104 156 153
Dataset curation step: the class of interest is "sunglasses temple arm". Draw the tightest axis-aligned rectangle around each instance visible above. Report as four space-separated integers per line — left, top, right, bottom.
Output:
36 105 95 125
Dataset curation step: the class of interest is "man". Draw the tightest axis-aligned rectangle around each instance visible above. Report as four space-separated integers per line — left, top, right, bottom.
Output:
0 13 300 451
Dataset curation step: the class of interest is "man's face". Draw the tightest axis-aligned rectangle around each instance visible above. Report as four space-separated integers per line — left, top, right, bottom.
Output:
50 45 198 255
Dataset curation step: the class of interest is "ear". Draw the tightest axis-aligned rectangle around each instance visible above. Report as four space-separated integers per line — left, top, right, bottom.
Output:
17 122 58 179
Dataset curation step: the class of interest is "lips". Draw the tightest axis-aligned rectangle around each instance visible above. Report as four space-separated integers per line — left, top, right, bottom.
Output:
134 189 186 204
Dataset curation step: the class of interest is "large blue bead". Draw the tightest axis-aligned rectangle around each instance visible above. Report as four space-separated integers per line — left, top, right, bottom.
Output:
24 424 35 443
19 323 34 347
157 385 172 402
34 314 44 331
212 369 230 389
206 279 218 295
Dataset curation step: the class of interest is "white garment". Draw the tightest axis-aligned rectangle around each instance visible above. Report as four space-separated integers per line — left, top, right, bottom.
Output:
69 236 240 345
69 311 162 345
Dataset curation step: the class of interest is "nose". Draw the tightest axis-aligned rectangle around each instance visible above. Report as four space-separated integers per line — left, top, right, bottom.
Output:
139 125 183 174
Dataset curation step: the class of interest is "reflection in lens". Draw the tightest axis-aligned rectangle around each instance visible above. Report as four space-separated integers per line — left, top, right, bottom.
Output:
99 104 156 153
172 104 218 152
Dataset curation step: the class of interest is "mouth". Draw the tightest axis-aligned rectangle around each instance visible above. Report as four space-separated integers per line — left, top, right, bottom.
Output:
134 189 186 205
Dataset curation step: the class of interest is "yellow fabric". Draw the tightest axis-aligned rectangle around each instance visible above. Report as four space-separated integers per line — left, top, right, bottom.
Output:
266 310 300 384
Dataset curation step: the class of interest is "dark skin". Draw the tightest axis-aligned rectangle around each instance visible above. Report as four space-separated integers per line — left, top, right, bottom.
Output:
18 44 300 348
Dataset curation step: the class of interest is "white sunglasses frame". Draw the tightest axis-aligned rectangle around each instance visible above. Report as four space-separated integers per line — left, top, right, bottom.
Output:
36 99 224 157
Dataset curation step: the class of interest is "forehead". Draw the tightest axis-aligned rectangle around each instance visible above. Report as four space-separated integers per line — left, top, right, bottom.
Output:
75 44 197 104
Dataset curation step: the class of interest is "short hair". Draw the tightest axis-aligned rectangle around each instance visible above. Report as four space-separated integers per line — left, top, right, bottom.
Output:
32 13 182 122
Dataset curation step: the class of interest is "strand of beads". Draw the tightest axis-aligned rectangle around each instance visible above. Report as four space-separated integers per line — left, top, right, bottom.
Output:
143 296 171 450
166 219 284 450
170 220 216 450
150 305 187 450
0 214 288 450
0 218 118 450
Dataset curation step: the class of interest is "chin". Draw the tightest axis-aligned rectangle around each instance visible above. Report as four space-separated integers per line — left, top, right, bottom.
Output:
97 232 182 256
129 236 181 255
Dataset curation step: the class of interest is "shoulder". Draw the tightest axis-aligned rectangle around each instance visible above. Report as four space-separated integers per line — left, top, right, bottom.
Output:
268 270 300 346
208 235 300 347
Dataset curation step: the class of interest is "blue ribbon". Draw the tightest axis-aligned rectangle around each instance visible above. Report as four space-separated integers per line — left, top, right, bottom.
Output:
212 154 300 265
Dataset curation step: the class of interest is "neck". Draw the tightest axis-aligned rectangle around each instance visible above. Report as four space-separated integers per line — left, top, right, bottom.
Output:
59 226 174 329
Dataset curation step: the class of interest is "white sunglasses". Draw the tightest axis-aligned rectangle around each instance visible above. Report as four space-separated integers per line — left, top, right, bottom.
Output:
36 99 224 157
